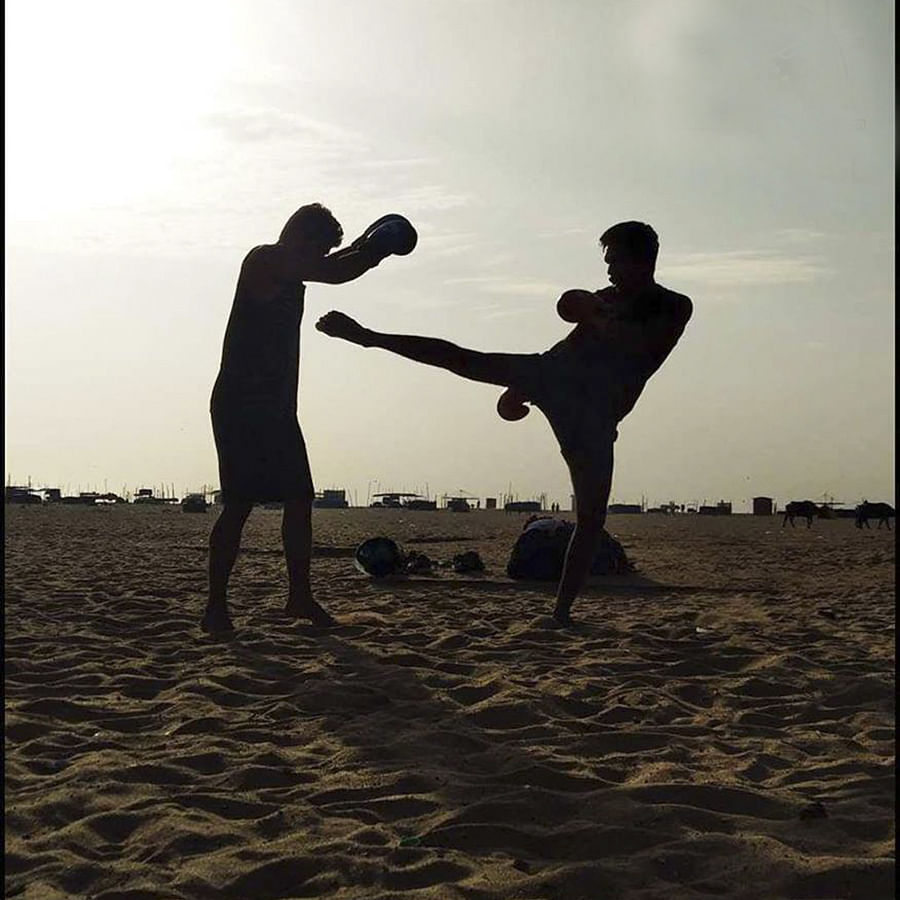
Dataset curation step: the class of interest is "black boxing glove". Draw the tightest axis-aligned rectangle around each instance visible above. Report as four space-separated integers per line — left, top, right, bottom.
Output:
352 213 418 264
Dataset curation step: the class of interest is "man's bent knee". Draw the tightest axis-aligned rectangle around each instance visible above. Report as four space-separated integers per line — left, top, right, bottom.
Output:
225 499 254 516
218 500 253 528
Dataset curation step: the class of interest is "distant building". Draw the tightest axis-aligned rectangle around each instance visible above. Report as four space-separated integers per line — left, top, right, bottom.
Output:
370 492 433 509
752 496 773 516
5 486 42 504
485 498 497 510
646 502 680 515
133 488 169 505
181 493 208 512
698 501 732 516
94 492 127 505
60 494 95 505
608 503 642 514
505 500 542 512
405 498 437 510
314 489 349 509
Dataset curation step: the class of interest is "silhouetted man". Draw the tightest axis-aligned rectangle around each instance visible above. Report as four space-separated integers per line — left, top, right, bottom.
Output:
317 221 692 625
204 204 413 632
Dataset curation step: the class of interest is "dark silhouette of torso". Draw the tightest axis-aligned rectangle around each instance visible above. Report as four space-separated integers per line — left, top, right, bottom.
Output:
212 259 305 414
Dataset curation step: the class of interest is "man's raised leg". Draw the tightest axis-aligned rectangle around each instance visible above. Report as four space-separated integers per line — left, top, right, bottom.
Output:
553 446 614 626
316 311 518 386
282 497 337 626
204 500 253 632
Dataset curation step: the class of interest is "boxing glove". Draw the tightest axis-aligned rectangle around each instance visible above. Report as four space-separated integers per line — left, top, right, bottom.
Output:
497 387 531 421
351 214 417 264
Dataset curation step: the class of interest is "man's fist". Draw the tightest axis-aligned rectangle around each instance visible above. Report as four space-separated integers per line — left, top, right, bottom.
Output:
315 310 373 346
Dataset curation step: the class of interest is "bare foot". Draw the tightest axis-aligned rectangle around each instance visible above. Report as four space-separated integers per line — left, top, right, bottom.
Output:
201 605 235 633
315 311 373 346
284 598 338 627
552 604 577 628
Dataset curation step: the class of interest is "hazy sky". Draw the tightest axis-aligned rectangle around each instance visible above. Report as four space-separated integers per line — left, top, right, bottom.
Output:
5 0 894 509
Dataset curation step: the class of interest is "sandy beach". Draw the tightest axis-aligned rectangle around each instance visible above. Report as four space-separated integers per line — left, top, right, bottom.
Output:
5 505 895 899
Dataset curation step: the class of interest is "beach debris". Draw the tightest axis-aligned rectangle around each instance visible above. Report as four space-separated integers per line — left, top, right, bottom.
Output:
506 516 634 580
181 493 208 513
404 551 434 574
354 537 406 579
354 539 486 577
452 550 485 573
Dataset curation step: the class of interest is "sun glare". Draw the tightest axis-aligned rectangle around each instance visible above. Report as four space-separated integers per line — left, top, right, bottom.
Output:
6 1 237 227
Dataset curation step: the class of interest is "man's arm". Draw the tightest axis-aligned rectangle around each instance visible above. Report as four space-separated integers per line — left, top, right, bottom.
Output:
298 246 377 285
239 244 377 301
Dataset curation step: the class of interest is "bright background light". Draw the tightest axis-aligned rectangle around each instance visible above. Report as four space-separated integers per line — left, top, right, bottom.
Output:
5 0 894 508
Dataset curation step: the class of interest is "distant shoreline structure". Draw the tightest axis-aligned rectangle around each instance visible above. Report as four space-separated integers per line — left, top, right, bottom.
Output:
3 482 881 518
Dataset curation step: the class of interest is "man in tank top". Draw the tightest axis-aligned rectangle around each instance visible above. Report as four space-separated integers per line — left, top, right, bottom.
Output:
205 204 408 633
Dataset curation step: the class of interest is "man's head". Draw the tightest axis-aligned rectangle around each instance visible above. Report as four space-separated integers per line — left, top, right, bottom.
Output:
599 221 658 292
279 203 343 256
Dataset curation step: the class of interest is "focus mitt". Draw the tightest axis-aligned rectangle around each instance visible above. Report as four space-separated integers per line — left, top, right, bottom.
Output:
351 213 417 264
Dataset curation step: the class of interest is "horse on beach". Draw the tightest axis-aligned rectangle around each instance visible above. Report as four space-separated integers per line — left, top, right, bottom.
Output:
782 500 821 528
855 501 895 530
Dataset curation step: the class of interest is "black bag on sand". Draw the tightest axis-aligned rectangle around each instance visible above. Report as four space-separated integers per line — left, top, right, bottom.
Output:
506 516 634 581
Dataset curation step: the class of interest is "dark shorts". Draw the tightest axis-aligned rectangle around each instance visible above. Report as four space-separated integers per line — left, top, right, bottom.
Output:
211 399 314 503
463 351 619 466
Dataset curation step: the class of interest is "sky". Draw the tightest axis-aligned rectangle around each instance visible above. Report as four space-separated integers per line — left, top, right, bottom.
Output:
5 0 894 510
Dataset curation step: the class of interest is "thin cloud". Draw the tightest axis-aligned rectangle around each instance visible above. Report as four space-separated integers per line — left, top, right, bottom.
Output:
659 250 832 287
442 276 559 297
420 231 482 258
773 228 830 244
535 226 594 239
348 158 436 171
389 185 475 212
204 107 360 145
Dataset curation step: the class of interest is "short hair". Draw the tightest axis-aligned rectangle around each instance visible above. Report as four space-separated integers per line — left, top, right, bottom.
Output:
599 221 659 265
279 203 343 249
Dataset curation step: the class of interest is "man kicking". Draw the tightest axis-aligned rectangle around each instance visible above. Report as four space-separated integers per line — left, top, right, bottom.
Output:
205 204 415 632
316 221 692 626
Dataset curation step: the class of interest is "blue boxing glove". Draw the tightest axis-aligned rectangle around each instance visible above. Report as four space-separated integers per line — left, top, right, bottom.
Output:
352 213 418 264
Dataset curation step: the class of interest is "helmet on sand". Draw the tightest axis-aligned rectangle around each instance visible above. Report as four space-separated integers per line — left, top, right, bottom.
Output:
354 537 405 578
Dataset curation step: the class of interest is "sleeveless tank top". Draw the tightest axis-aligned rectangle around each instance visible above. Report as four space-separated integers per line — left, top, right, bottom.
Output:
212 274 305 413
